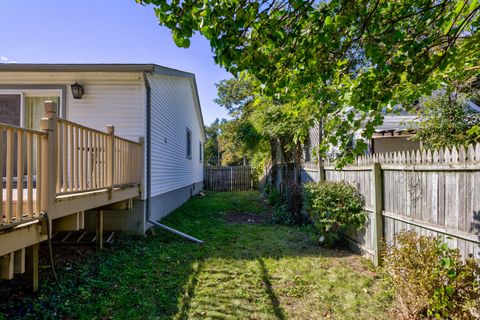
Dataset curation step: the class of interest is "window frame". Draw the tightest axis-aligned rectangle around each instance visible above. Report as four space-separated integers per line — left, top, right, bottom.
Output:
186 128 192 159
0 87 65 127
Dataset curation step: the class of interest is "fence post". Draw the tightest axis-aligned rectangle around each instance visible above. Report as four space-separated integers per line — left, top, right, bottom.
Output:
106 125 115 199
317 118 325 182
372 162 383 267
40 101 57 222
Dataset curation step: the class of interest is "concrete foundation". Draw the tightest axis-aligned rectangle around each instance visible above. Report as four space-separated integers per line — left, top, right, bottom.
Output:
83 180 203 234
148 181 203 225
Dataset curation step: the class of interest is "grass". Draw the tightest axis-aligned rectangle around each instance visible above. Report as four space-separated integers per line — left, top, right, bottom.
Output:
0 191 392 319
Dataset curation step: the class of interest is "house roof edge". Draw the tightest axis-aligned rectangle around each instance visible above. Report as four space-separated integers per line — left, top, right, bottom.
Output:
0 63 195 78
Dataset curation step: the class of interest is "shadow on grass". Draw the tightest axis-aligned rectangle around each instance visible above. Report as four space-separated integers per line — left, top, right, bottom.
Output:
175 261 204 320
258 258 286 320
0 191 384 320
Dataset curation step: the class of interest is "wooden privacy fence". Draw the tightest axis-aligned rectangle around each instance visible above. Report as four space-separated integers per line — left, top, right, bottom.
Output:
301 144 480 266
204 166 257 191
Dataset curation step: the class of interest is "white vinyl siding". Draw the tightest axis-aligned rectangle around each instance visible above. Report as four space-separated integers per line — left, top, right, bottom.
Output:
0 72 145 142
148 74 204 196
0 70 205 198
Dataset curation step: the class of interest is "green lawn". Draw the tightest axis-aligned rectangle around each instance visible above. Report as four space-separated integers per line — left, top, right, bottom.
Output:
0 191 392 319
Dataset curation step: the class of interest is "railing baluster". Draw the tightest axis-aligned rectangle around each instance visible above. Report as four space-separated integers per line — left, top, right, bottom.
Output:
106 125 114 198
114 138 118 186
0 129 3 223
96 133 100 188
122 140 125 185
56 122 61 193
17 129 24 220
62 123 67 192
88 130 92 189
92 132 97 189
79 127 84 191
74 126 79 191
36 133 41 215
27 132 33 218
103 135 107 187
6 128 13 224
69 123 74 192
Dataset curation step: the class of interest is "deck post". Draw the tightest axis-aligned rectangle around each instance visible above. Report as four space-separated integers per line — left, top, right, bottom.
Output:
26 243 39 292
40 101 57 234
106 125 115 200
96 210 104 249
0 252 14 280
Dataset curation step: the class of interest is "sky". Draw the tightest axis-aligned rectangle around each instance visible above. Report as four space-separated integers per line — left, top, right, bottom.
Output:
0 0 232 125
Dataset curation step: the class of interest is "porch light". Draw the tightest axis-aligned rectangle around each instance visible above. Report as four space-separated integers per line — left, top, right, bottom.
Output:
71 82 84 99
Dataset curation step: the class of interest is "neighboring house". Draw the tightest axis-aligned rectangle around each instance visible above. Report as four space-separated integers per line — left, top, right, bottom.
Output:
369 114 419 154
0 63 205 235
304 99 480 160
303 113 420 162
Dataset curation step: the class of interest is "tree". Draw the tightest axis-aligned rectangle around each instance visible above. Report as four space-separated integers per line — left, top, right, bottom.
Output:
213 75 266 166
214 76 256 116
204 118 226 165
138 0 480 164
413 90 480 149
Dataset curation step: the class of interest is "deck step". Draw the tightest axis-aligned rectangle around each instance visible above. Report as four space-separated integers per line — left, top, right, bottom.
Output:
51 230 116 246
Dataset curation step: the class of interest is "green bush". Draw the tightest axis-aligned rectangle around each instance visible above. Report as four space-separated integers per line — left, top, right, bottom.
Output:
271 204 295 225
263 184 281 207
384 231 480 319
302 181 366 246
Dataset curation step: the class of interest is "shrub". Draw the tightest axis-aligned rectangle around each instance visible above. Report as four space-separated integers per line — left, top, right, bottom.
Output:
302 181 366 246
263 184 281 207
271 204 295 225
264 182 305 225
383 231 480 319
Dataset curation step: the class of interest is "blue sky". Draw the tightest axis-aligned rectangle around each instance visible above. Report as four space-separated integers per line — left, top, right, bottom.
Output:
0 0 231 125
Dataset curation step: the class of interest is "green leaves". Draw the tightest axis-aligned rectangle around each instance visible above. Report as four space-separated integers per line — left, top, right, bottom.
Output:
303 181 366 246
385 231 480 319
140 0 480 164
172 32 191 48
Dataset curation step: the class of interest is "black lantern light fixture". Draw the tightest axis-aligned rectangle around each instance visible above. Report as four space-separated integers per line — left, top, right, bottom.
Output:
71 82 84 99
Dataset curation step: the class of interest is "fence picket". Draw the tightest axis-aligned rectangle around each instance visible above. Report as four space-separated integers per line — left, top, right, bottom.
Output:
205 166 256 191
292 141 480 263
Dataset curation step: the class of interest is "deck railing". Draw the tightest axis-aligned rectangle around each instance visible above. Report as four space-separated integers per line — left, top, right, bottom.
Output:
1 124 44 227
1 101 144 229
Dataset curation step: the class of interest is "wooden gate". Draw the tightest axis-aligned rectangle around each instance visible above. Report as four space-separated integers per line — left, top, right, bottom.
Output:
204 166 257 191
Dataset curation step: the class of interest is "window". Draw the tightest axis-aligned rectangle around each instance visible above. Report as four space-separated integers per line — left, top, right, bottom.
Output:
199 141 203 162
0 89 62 177
186 128 192 159
0 89 63 128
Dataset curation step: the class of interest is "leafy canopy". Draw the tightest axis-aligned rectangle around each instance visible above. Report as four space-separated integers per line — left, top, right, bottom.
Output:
138 0 480 162
413 90 480 150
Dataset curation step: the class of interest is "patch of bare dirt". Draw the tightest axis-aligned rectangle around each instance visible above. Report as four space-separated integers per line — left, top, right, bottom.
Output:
222 211 271 224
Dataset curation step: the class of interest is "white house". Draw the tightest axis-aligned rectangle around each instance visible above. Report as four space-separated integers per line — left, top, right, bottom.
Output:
0 63 205 235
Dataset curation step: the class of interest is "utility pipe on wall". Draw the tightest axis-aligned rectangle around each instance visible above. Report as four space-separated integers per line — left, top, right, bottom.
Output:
147 219 204 244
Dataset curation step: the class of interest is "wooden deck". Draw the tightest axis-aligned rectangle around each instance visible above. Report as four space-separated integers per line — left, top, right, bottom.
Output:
0 101 143 289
